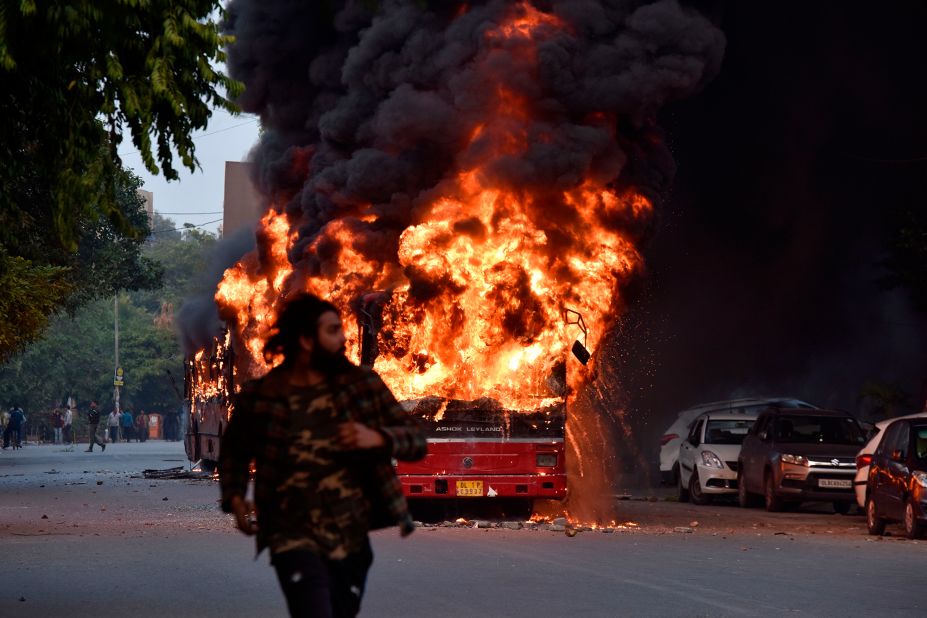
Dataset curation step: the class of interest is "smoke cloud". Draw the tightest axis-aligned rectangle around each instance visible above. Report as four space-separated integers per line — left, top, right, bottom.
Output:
224 0 724 286
176 225 257 353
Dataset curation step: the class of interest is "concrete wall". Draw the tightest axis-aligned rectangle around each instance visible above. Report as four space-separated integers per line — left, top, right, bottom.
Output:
222 161 262 237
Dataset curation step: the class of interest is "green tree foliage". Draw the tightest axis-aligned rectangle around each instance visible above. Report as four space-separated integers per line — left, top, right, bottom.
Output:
0 0 241 245
133 215 216 314
0 0 242 356
0 166 162 360
0 221 218 416
0 254 72 355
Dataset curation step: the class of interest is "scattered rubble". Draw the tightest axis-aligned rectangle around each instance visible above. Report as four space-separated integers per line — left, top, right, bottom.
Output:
141 467 213 480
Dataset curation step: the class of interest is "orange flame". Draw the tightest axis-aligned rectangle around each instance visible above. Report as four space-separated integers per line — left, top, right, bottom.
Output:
214 3 652 411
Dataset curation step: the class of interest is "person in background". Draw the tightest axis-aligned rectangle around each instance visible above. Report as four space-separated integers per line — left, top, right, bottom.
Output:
135 410 148 443
220 292 426 618
63 406 73 444
107 409 120 444
52 407 64 444
85 401 106 452
121 408 134 442
3 404 25 449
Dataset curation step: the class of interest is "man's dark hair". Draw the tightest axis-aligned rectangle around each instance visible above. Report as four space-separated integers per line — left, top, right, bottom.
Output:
263 293 340 367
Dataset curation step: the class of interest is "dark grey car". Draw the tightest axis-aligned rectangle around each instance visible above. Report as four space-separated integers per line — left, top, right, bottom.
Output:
866 419 927 538
737 409 867 513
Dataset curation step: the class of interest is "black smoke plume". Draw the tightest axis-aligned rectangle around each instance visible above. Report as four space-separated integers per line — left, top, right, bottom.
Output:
224 0 724 278
221 0 726 516
176 226 257 353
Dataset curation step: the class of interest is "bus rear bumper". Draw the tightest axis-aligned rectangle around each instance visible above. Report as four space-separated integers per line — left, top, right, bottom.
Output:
399 474 567 499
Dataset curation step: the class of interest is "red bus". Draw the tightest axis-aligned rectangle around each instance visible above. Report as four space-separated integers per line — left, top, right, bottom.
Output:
395 397 566 510
186 297 577 515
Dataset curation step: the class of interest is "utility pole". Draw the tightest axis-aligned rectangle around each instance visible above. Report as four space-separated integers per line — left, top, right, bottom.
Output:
114 295 120 416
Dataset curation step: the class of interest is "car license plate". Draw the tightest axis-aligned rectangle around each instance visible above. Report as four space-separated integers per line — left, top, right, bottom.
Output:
456 480 484 497
819 478 852 489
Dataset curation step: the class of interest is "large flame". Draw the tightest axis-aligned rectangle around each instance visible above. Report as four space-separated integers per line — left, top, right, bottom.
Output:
215 3 652 409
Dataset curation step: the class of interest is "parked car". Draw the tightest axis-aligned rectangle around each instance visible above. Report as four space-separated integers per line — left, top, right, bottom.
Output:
737 409 866 513
865 417 927 538
854 412 927 509
677 412 757 504
660 398 817 486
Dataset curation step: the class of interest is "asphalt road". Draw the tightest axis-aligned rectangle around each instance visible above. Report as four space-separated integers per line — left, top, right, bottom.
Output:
1 442 924 617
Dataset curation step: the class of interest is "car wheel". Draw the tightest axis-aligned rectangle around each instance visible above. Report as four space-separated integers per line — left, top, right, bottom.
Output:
677 468 690 503
737 471 757 508
764 471 783 512
689 470 712 505
832 501 851 515
866 496 886 536
904 499 925 540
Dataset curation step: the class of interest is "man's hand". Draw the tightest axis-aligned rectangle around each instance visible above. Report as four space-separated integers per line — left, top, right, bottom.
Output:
338 422 386 450
230 495 258 536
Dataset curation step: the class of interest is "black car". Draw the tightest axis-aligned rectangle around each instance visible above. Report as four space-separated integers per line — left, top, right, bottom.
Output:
737 409 866 513
865 418 927 538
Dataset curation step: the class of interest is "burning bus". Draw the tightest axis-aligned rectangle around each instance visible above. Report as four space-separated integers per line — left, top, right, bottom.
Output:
184 291 588 513
179 0 724 519
184 330 234 470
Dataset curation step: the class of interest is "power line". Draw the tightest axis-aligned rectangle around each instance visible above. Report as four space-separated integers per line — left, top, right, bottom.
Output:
150 217 223 235
119 118 260 157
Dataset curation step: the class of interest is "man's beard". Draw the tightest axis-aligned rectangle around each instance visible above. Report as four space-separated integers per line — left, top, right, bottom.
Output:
308 344 352 376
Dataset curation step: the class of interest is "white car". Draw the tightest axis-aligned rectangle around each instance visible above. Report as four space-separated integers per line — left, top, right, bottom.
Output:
677 412 757 504
660 397 817 486
854 412 927 508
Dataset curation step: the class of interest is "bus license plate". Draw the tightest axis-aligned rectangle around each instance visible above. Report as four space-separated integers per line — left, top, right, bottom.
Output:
819 478 851 489
456 481 484 497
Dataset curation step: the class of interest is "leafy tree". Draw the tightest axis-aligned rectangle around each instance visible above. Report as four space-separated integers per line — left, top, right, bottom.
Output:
0 165 162 360
0 0 241 242
0 222 219 419
0 0 242 355
0 254 71 356
131 217 218 314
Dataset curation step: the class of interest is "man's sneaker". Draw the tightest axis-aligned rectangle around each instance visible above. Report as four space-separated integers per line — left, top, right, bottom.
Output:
101 443 106 452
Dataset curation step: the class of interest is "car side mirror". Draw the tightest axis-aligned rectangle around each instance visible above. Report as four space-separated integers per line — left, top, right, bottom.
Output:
688 436 699 447
757 430 768 442
891 449 905 463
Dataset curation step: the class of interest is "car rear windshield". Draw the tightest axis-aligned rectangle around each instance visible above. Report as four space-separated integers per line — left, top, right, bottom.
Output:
775 415 865 445
705 420 754 444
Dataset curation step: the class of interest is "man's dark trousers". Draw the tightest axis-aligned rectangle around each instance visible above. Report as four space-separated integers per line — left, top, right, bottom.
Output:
86 423 105 451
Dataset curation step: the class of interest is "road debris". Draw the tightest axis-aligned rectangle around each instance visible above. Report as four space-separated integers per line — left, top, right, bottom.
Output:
142 467 212 480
